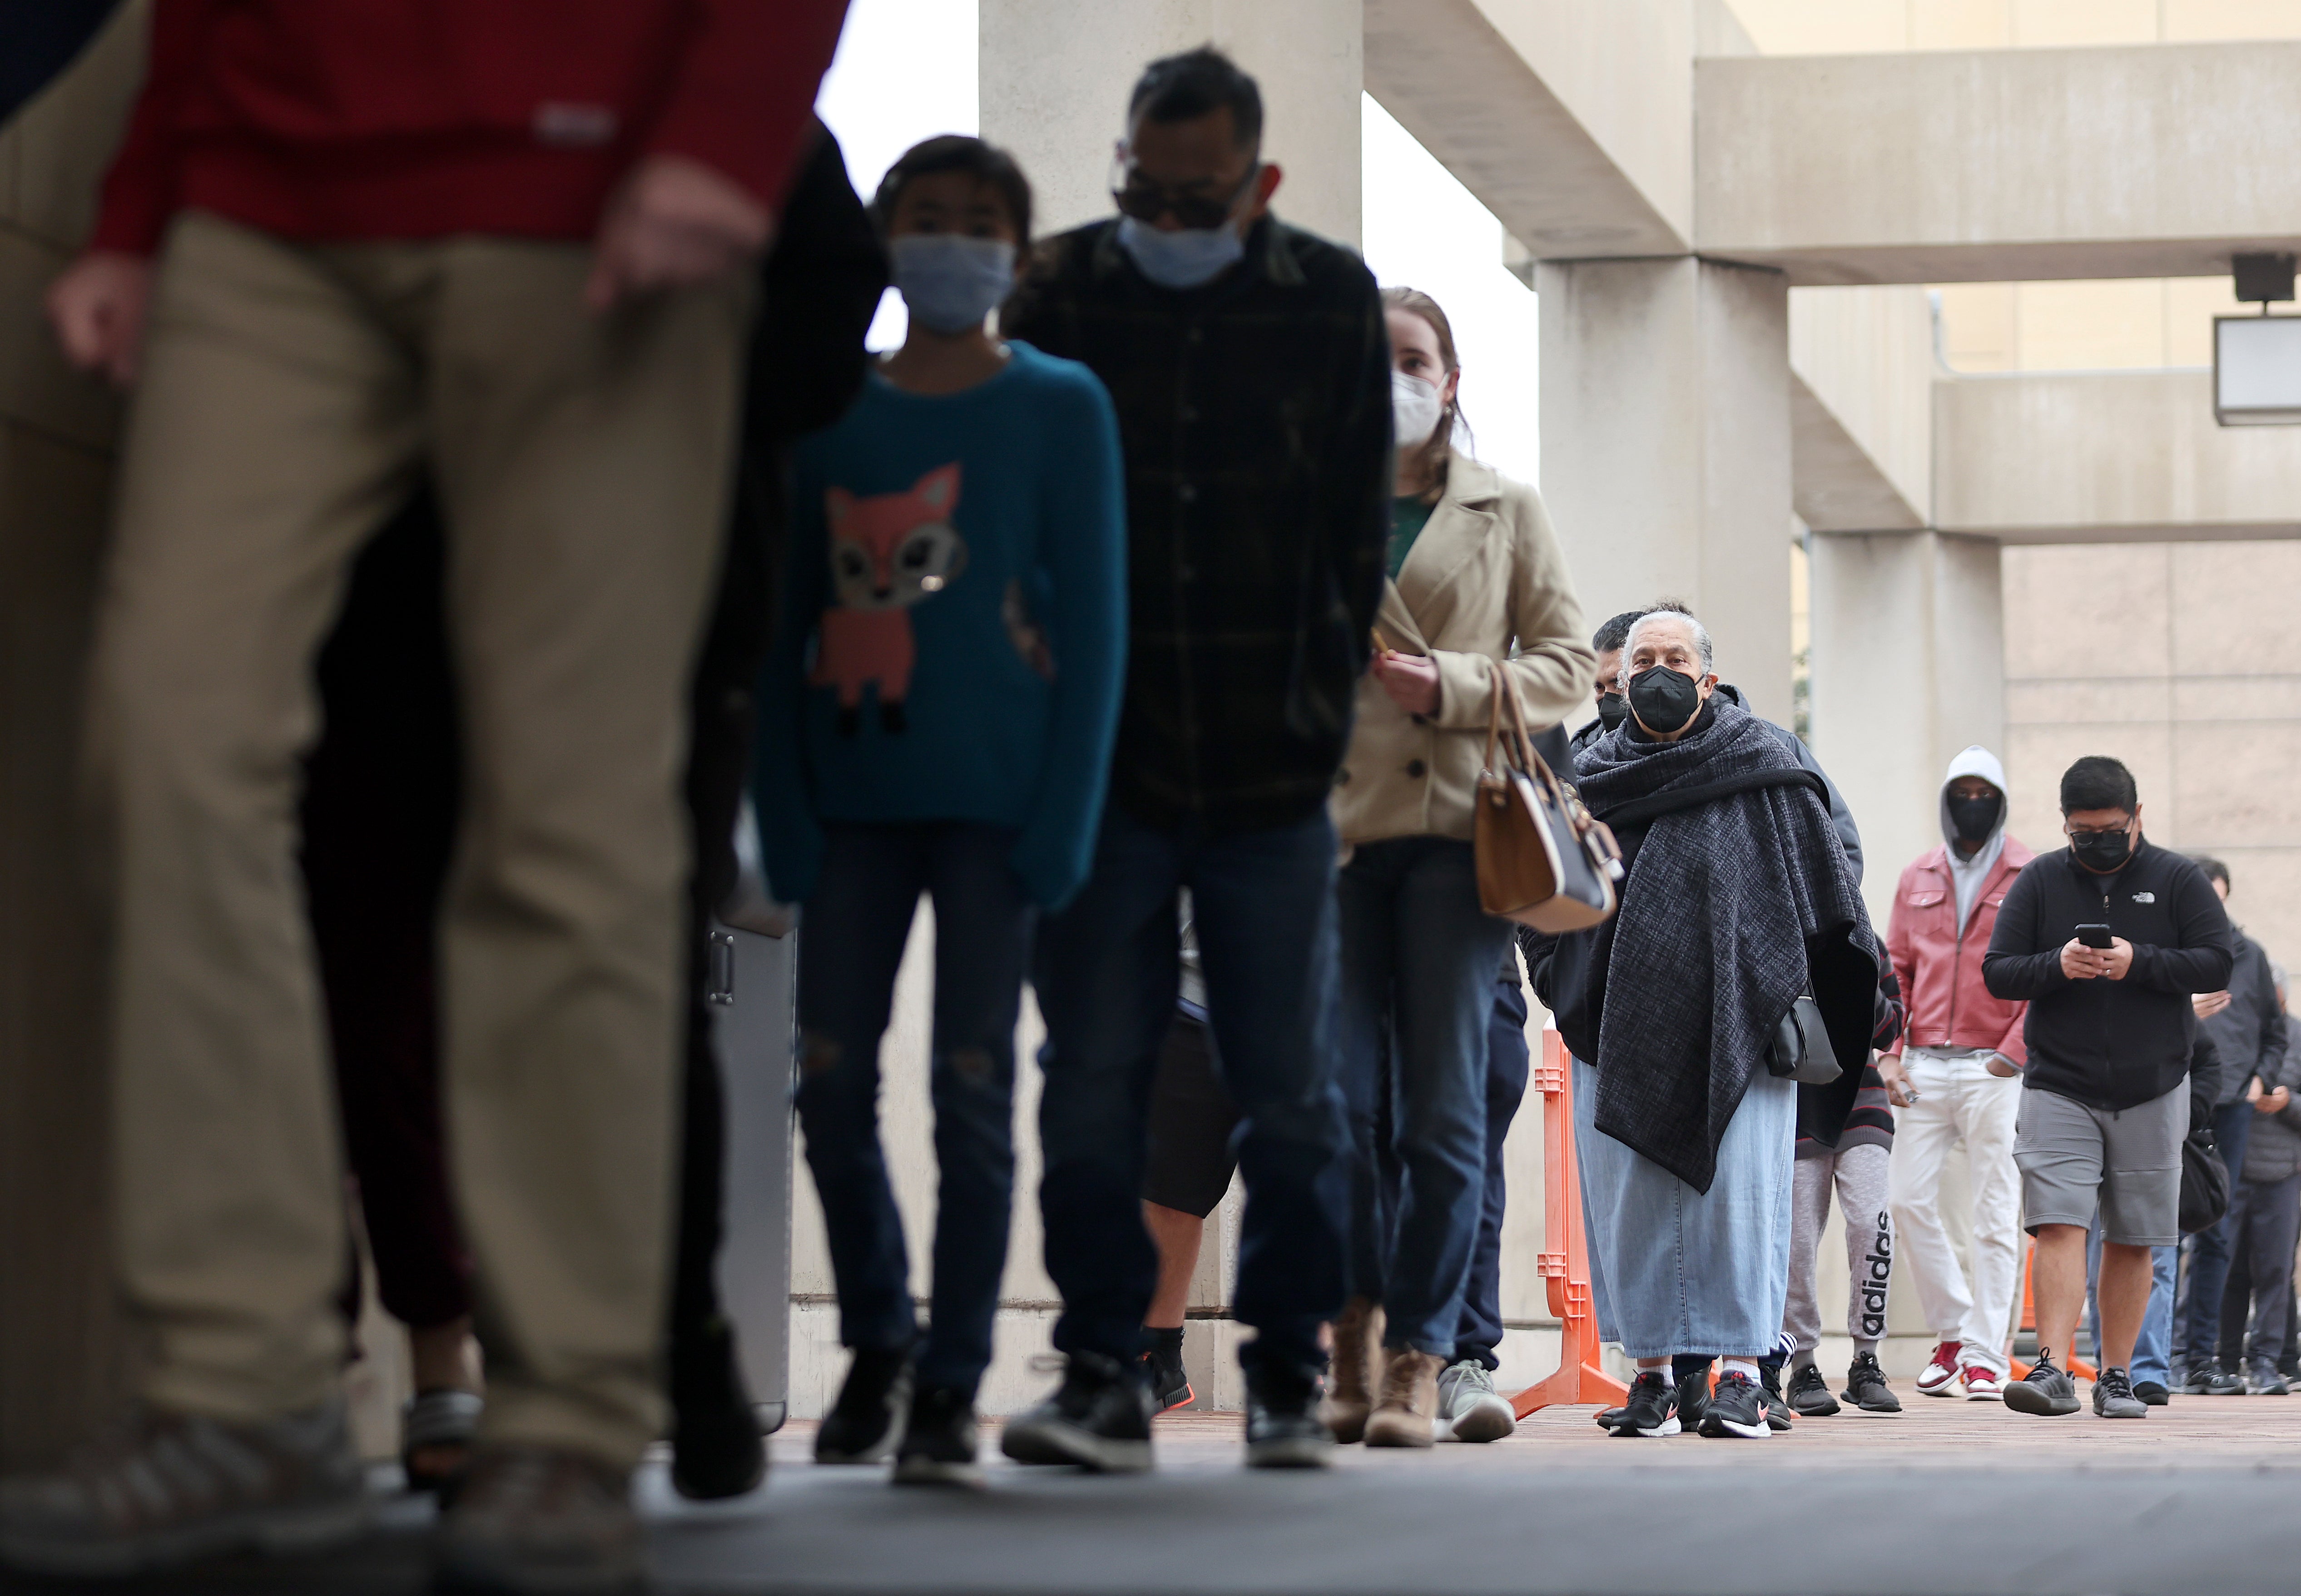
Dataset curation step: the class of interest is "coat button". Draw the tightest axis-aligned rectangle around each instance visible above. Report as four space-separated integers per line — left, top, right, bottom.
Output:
1406 760 1427 778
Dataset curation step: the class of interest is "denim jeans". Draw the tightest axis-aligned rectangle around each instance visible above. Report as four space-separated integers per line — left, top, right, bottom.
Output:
1451 964 1530 1368
1034 805 1350 1370
794 822 1032 1395
2086 1216 2177 1386
2177 1098 2256 1365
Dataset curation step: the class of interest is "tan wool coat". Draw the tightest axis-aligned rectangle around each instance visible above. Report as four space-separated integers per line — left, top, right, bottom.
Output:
1333 452 1594 846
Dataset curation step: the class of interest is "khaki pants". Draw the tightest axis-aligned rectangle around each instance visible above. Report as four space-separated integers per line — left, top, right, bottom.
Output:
90 210 749 1466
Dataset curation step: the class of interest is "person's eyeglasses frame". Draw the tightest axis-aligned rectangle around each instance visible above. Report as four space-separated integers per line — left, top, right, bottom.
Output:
1110 156 1260 232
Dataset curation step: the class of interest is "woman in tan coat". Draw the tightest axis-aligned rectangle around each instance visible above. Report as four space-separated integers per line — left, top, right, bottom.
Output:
1329 287 1593 1447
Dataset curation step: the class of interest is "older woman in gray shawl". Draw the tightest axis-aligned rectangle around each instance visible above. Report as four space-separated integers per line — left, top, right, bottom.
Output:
1526 609 1880 1440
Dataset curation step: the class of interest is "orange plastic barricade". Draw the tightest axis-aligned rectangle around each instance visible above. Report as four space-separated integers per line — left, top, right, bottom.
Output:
1512 1028 1629 1417
2008 1242 2097 1382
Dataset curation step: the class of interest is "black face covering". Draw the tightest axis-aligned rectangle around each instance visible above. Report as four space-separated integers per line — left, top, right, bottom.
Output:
1596 692 1628 731
1948 793 1999 844
2069 824 2133 872
1627 665 1701 737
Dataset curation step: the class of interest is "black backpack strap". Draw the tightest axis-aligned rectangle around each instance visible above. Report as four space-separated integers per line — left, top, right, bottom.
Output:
1593 766 1828 831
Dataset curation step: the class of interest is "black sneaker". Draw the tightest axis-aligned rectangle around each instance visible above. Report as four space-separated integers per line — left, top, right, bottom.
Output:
2003 1352 2080 1416
893 1385 982 1487
1697 1371 1769 1439
1000 1351 1154 1473
1607 1372 1679 1437
1842 1351 1902 1413
1593 1405 1626 1430
2199 1358 2246 1396
1244 1358 1333 1469
2092 1365 2147 1419
1754 1363 1794 1431
2132 1379 2170 1406
815 1344 912 1464
2177 1363 2209 1396
2249 1361 2291 1397
669 1313 766 1500
1785 1363 1840 1417
1142 1328 1193 1413
1673 1369 1711 1433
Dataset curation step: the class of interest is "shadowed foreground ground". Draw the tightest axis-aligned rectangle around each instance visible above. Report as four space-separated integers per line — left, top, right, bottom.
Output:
8 1398 2301 1594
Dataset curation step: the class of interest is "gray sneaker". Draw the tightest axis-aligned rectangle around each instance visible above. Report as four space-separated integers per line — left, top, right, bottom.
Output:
433 1446 641 1595
1435 1360 1516 1443
0 1399 369 1578
2003 1353 2081 1416
2249 1360 2291 1396
2091 1366 2148 1419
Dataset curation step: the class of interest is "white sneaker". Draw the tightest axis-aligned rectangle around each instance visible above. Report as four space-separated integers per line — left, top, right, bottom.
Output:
1959 1363 2006 1401
1914 1341 1964 1397
1434 1360 1516 1442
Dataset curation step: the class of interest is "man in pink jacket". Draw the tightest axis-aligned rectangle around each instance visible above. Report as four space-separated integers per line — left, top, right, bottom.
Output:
1878 746 2033 1400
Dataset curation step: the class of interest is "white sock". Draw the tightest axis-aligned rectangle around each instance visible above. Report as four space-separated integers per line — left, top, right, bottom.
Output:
1636 1360 1670 1382
1721 1358 1759 1383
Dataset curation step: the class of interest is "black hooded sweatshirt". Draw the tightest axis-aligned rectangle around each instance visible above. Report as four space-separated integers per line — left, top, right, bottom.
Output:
1981 837 2234 1111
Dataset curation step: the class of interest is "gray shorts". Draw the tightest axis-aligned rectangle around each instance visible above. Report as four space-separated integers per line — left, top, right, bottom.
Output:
2013 1083 2187 1248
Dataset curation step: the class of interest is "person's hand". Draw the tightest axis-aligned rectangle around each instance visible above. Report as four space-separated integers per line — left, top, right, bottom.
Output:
2266 1086 2292 1114
1371 650 1441 718
2245 1074 2264 1104
585 154 773 311
2193 989 2234 1020
1984 1053 2022 1078
1877 1053 1914 1107
2100 937 2134 981
2061 938 2110 980
45 250 154 387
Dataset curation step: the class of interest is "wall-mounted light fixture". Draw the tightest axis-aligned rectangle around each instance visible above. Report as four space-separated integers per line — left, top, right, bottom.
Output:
2215 252 2301 426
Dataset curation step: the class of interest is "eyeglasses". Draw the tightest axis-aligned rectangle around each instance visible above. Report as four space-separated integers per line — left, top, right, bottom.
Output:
2064 822 2132 840
1110 158 1258 230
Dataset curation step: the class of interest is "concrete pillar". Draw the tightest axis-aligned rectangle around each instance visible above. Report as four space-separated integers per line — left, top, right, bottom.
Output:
981 0 1363 246
1536 256 1795 723
1808 530 2007 925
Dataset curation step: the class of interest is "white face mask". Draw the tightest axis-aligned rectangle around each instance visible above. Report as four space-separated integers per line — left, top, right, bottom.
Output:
1392 370 1443 448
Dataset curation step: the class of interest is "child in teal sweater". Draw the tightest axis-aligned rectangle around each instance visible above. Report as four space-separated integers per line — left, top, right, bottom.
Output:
752 135 1126 1485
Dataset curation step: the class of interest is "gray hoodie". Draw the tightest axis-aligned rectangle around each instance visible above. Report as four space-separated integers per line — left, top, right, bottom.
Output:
1939 744 2009 935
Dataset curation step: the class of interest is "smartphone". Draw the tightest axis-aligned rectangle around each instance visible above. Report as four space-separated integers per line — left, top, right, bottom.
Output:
2077 923 2113 950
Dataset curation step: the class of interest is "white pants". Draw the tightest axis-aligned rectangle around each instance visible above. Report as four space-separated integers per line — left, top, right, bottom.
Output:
1888 1047 2023 1375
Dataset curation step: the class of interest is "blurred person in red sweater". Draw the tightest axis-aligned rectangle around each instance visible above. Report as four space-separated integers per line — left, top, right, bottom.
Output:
1 4 848 1589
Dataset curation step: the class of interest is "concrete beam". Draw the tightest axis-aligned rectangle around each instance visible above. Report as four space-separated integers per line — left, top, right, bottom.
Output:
1934 370 2301 544
1788 286 1935 532
1698 44 2301 286
1364 0 1690 259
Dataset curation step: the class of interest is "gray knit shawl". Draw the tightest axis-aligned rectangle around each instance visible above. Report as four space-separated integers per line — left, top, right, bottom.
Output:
1574 698 1875 1193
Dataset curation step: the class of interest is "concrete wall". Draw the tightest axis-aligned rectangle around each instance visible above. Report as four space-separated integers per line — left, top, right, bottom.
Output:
2001 540 2301 966
0 1 141 1468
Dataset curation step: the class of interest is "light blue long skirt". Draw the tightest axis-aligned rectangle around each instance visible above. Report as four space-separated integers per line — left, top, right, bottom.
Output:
1573 1054 1795 1359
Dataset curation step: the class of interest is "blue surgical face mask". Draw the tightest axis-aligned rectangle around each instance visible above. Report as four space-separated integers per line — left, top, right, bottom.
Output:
1116 213 1245 291
890 233 1017 334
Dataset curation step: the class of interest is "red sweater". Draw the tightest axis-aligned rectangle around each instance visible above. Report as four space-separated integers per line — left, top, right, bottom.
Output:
92 0 851 255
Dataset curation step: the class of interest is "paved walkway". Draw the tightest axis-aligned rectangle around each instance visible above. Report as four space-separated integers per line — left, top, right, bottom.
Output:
16 1398 2301 1595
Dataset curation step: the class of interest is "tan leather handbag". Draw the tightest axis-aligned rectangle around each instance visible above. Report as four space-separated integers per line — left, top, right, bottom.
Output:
1474 672 1623 932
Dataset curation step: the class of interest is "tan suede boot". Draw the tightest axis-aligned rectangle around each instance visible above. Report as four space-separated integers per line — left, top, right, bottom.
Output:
1319 1298 1384 1444
1362 1348 1445 1448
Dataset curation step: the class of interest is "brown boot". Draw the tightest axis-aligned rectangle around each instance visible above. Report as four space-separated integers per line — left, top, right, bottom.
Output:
1319 1297 1384 1444
1363 1348 1445 1448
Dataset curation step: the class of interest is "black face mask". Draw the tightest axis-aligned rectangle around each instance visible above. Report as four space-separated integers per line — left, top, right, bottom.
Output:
1627 666 1701 737
1596 692 1627 731
2069 825 2133 873
1948 793 1999 844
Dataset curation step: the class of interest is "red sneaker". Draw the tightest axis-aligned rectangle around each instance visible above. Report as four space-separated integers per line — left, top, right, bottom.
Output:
1914 1340 1964 1397
1959 1363 2005 1401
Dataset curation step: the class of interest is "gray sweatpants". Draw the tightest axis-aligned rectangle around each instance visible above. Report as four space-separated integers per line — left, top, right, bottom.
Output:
1785 1142 1894 1368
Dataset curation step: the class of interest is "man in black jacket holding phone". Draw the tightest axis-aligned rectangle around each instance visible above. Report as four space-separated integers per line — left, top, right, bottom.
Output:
1983 756 2234 1420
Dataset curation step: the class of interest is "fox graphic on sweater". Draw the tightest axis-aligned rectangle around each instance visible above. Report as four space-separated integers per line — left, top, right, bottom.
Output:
812 463 968 733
